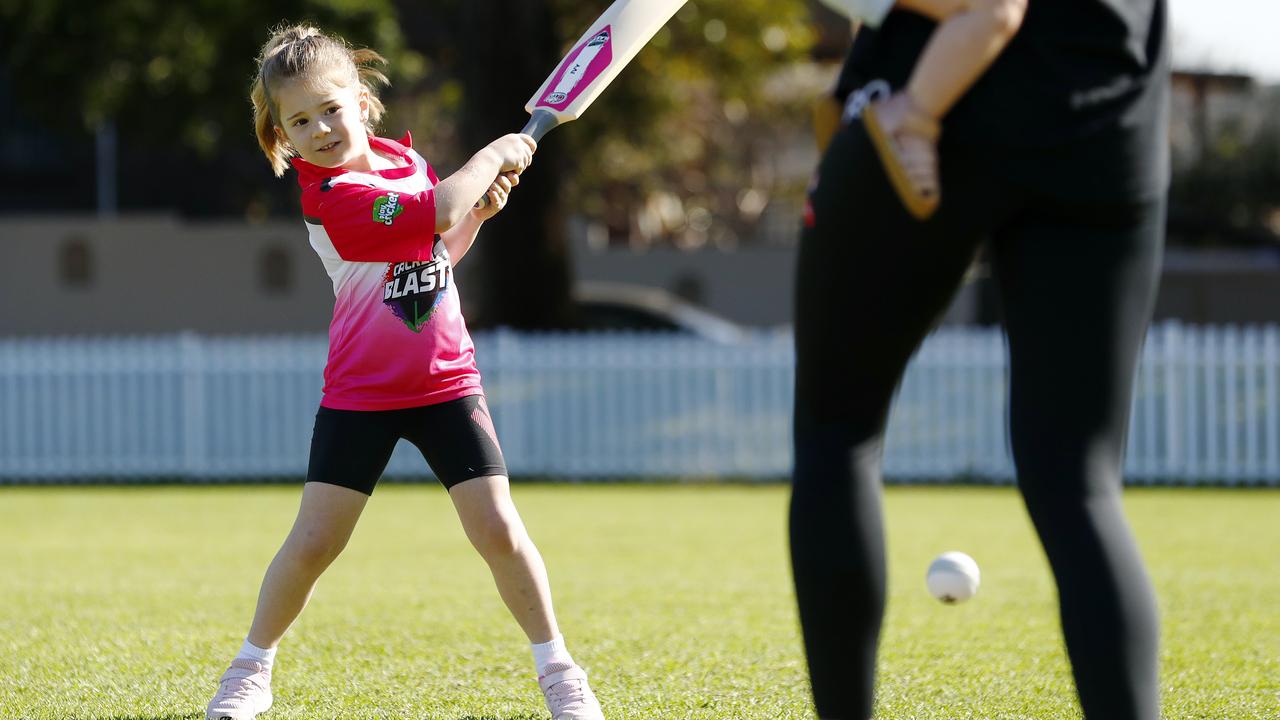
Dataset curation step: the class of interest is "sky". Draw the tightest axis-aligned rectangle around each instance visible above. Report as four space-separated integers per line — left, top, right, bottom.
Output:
1171 0 1280 82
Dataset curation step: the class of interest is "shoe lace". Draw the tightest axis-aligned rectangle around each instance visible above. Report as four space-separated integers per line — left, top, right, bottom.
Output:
217 667 269 703
546 677 590 709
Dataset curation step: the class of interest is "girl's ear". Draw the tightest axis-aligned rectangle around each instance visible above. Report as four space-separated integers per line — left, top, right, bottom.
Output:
274 125 288 145
359 89 370 123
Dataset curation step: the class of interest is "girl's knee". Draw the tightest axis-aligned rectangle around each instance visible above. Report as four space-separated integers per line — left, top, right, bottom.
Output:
468 512 525 558
284 527 349 569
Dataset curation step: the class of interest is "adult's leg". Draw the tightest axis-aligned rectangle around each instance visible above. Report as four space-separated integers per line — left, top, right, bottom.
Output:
792 124 1008 719
991 196 1164 719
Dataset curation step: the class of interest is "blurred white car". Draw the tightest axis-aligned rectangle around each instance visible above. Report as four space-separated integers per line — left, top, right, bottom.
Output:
573 281 748 343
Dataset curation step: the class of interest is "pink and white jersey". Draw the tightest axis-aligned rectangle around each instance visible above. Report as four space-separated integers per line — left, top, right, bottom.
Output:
294 133 482 411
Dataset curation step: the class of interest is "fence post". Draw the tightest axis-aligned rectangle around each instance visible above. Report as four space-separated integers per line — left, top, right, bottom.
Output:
180 332 206 481
1243 327 1259 482
1162 322 1182 482
1224 326 1240 482
1265 326 1279 484
491 329 524 476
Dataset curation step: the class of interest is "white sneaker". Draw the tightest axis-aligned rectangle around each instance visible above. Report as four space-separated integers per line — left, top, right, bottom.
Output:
538 662 604 720
206 658 273 720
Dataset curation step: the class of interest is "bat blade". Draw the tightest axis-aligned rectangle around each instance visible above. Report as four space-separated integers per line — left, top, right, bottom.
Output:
476 0 687 209
522 0 688 140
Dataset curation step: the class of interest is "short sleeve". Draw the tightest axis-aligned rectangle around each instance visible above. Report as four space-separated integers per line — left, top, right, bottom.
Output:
816 0 895 27
303 181 438 263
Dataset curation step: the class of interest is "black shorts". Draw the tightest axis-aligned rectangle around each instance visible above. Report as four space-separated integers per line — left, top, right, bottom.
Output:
306 394 507 494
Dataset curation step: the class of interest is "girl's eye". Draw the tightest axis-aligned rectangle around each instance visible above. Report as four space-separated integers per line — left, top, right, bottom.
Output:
325 106 339 115
293 119 307 127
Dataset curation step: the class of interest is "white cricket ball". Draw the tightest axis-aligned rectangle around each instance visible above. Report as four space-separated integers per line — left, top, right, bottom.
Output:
926 551 981 604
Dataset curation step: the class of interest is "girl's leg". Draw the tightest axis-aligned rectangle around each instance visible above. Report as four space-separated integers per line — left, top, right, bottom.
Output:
408 396 600 718
992 197 1164 719
246 482 370 647
209 408 396 719
209 482 373 719
245 407 399 647
448 474 558 644
449 474 604 720
406 396 562 645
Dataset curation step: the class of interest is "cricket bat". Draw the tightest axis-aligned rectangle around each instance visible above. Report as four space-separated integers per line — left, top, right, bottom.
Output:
477 0 689 208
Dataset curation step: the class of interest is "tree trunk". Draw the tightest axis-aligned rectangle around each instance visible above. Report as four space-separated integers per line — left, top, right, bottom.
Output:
453 0 578 329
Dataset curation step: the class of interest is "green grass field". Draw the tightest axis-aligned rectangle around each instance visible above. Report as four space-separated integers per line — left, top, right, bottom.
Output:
2 484 1277 719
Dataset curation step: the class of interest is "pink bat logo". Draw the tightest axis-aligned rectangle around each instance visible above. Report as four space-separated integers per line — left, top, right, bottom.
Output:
537 27 614 110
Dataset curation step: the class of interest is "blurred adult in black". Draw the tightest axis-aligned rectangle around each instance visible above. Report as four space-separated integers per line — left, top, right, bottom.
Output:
791 2 1169 718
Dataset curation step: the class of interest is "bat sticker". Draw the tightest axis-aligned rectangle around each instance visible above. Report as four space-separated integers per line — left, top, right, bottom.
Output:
538 27 614 109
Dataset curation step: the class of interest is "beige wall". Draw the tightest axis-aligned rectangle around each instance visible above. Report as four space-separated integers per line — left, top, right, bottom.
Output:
3 215 1277 336
1 215 339 335
0 214 810 335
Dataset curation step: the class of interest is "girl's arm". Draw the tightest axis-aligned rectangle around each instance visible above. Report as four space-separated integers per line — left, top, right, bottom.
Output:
440 212 483 264
441 171 519 264
433 134 534 233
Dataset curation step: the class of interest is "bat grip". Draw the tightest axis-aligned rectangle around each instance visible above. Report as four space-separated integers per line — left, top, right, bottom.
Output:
520 108 560 143
475 109 561 209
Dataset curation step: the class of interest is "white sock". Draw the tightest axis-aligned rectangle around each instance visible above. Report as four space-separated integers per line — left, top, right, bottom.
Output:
237 639 277 668
531 634 573 676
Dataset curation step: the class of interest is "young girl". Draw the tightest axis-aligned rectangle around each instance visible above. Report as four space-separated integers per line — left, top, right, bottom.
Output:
205 25 603 720
819 0 1027 219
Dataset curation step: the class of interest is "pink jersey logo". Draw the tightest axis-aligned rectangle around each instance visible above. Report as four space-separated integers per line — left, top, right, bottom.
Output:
382 237 451 333
536 27 613 110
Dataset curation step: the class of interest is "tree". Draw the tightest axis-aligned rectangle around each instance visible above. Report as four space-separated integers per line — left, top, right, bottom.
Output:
391 0 576 329
391 0 815 327
3 0 819 327
0 0 413 216
547 0 816 251
1168 86 1280 247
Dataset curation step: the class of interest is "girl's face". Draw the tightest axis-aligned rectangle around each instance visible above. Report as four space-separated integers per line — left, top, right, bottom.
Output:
273 74 373 171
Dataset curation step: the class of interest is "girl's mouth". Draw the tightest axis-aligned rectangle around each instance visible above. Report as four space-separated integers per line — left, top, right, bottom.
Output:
317 141 340 153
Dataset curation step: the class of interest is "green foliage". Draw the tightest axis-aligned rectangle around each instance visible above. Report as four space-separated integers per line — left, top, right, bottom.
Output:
392 0 821 250
549 0 819 248
2 0 820 249
0 0 415 155
1 485 1277 718
1169 87 1280 246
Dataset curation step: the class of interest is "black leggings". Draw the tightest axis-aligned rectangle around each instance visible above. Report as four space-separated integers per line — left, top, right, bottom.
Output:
791 121 1163 720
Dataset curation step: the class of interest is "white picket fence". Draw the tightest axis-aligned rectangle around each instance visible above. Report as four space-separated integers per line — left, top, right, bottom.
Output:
0 323 1277 485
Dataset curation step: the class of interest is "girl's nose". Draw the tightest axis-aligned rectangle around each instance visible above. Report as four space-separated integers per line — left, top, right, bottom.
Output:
313 121 331 136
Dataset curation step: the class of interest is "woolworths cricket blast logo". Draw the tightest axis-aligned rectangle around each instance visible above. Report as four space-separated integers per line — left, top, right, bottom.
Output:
372 192 404 225
383 237 451 333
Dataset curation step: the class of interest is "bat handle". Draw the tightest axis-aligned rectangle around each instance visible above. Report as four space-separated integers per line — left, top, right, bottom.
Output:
474 109 562 210
520 108 559 143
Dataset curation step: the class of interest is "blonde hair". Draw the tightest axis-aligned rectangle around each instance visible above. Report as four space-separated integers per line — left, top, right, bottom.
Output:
251 24 389 176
